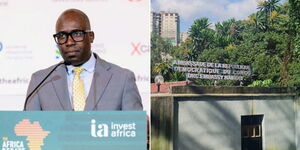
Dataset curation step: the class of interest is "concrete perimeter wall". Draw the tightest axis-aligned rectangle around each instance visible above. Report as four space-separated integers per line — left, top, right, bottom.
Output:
151 86 298 150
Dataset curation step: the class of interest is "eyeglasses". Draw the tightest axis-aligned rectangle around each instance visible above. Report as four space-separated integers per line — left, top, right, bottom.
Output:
53 29 92 45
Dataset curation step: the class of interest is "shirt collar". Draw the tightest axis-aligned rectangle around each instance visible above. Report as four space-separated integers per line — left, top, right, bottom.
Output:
66 53 96 75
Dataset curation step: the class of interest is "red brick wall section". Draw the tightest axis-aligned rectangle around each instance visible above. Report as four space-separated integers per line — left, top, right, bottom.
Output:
151 81 189 93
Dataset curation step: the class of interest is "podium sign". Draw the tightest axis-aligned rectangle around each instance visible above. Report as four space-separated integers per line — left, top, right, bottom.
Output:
0 111 146 150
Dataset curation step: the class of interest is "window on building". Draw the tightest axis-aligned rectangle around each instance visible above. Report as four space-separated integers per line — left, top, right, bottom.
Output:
242 125 261 138
241 114 263 150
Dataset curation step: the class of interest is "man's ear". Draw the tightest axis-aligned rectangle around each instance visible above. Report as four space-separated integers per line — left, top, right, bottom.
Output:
89 31 95 43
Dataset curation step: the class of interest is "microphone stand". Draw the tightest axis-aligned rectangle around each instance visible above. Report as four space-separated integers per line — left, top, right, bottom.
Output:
23 62 65 111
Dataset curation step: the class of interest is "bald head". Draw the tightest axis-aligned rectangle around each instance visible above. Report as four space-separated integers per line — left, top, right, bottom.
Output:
56 9 91 32
54 9 95 66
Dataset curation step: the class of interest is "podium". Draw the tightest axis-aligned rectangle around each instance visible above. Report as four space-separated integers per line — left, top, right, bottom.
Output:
0 111 146 150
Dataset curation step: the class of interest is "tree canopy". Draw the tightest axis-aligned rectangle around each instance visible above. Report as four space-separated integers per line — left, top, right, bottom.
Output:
151 0 300 88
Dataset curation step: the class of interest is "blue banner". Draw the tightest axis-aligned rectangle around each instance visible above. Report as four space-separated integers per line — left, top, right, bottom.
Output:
0 111 146 150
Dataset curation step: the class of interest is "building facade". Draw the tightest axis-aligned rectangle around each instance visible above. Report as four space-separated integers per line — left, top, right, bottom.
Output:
180 32 189 43
151 11 180 45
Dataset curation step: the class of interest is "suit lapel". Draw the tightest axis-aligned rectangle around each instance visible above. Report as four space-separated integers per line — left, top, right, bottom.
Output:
51 65 73 110
85 55 112 110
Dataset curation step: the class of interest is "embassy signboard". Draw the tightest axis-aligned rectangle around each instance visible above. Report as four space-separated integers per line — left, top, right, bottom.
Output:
173 60 251 81
0 111 146 150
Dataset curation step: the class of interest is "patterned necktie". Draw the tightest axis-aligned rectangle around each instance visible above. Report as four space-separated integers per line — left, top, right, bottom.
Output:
72 67 86 111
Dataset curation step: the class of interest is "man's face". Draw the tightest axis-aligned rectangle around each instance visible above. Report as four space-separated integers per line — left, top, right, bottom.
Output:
55 15 94 66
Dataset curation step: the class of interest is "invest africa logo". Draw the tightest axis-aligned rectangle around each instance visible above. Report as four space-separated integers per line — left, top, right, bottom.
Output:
1 119 50 150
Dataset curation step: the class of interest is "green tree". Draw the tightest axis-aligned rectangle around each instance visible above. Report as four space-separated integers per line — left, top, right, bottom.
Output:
257 0 280 31
150 1 300 88
214 19 244 47
170 38 192 60
188 18 215 60
289 0 300 55
151 33 173 82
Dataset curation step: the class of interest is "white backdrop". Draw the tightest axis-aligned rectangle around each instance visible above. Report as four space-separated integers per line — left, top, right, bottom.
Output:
0 0 150 114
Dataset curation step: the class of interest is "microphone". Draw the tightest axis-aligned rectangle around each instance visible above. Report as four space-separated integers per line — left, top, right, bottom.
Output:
23 61 65 110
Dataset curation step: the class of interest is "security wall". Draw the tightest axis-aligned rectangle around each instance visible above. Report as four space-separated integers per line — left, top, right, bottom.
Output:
0 0 150 113
151 86 298 150
176 96 296 150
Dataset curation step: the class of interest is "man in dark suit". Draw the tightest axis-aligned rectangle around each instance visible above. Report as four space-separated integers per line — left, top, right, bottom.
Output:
24 9 143 111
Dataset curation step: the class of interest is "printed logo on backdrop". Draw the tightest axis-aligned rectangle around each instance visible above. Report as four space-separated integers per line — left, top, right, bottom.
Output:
131 42 149 56
0 77 29 85
0 42 3 52
0 43 31 86
55 49 61 59
1 119 50 150
91 119 136 137
0 0 8 6
136 74 149 82
1 44 32 60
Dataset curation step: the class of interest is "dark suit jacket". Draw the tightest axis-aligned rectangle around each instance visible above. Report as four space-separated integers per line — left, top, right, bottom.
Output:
24 53 143 110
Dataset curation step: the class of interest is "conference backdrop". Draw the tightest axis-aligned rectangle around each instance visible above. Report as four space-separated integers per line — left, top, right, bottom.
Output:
0 0 150 113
